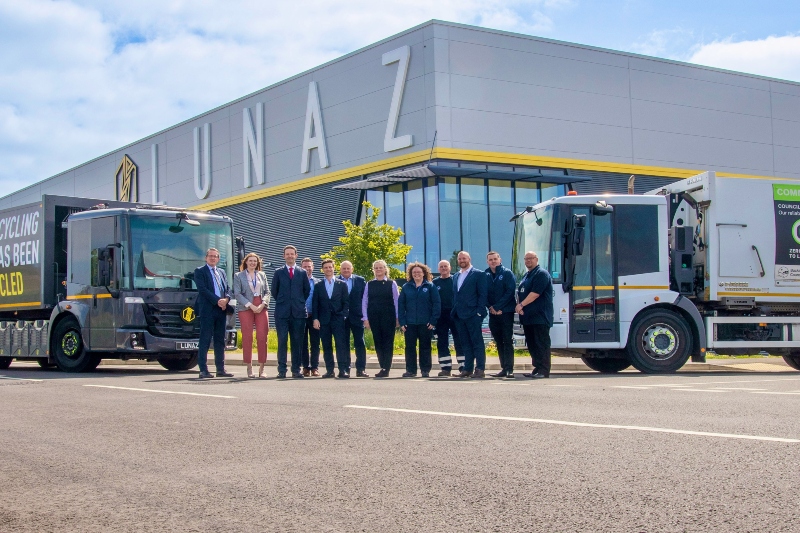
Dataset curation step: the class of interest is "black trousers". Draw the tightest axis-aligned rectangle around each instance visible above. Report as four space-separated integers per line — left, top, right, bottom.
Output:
198 308 227 373
404 324 432 374
302 315 320 370
276 316 305 374
435 309 463 371
320 317 350 373
345 320 367 371
369 311 396 371
489 312 515 372
523 323 552 376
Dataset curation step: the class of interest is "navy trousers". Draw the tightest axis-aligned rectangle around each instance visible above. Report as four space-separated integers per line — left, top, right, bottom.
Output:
453 314 486 372
275 316 305 374
198 308 226 373
345 320 367 371
321 318 350 372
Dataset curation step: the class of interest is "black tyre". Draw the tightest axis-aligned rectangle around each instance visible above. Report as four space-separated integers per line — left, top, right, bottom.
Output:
783 354 800 371
0 357 11 369
626 309 692 374
52 318 100 373
158 353 199 372
581 356 631 373
37 359 56 369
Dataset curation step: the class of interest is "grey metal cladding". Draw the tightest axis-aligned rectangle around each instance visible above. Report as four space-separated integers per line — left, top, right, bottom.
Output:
568 169 681 195
211 182 361 274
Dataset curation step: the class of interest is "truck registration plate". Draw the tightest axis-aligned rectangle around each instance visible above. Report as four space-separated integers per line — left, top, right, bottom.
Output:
176 341 199 350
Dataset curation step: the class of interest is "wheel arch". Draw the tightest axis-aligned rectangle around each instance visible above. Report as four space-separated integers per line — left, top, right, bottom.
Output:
628 301 704 361
47 304 89 355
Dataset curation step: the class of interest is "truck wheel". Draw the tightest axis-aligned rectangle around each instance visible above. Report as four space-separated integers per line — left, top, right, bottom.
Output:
157 353 198 371
581 356 631 373
37 359 56 369
782 354 800 371
52 318 100 373
0 357 11 369
626 309 691 374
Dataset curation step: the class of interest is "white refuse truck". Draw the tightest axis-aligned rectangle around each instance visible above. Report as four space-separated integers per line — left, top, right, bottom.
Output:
511 170 800 373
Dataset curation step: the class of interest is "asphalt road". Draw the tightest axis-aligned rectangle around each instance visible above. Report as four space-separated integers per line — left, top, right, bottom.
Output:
2 363 800 532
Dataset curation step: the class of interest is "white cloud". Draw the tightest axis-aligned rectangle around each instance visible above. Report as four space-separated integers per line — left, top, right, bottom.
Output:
0 0 570 194
630 28 696 59
689 34 800 83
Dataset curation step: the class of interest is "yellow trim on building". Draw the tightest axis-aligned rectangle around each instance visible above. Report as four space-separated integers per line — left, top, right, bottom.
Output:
0 301 41 309
192 147 790 211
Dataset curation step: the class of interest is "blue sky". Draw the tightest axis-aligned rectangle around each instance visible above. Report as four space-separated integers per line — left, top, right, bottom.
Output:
1 0 798 195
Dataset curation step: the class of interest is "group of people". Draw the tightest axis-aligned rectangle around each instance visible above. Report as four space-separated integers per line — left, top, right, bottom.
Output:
193 246 554 381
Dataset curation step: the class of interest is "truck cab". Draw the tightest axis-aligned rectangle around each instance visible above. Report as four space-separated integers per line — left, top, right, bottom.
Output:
50 206 237 372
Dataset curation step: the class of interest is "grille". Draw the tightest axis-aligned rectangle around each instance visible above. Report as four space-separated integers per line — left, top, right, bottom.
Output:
144 304 201 338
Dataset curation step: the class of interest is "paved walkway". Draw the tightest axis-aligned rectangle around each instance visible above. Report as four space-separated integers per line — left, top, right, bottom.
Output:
102 353 796 372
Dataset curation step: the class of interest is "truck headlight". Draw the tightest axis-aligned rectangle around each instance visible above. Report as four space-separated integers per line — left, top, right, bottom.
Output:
130 332 146 350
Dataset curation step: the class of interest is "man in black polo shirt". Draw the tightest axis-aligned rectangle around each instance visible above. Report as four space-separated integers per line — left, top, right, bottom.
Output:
432 260 463 376
485 251 517 378
515 251 554 379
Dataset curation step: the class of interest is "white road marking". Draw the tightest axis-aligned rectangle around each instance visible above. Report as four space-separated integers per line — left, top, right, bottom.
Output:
671 388 729 393
344 405 800 443
0 375 44 382
750 391 800 396
612 386 652 390
645 378 800 387
83 384 235 398
712 388 768 391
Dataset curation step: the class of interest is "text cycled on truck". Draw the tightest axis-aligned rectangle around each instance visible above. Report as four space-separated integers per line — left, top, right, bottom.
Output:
0 206 42 303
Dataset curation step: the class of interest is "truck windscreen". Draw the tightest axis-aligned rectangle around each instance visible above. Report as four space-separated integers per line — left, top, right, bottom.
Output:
512 204 562 282
129 215 232 290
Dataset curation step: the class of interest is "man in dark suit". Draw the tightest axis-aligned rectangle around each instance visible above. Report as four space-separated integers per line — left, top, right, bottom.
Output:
451 251 489 379
270 245 311 378
485 251 517 378
337 260 369 377
193 248 234 379
301 257 321 376
313 259 351 378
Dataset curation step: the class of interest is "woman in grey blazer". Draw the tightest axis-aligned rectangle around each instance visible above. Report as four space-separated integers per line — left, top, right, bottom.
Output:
233 253 271 378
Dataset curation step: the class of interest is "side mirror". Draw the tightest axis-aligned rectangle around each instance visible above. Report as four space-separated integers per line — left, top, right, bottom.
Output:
592 201 613 216
562 214 587 291
235 236 246 267
94 246 119 297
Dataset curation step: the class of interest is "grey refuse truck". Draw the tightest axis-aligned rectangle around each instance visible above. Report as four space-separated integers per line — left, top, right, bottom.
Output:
0 195 239 372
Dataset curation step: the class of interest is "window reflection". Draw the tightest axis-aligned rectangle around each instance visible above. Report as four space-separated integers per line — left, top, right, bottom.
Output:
362 175 564 271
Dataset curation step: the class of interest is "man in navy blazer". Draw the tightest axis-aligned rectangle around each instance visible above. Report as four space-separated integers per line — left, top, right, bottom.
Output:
193 248 234 379
270 245 311 378
313 259 351 378
451 251 489 378
337 261 369 377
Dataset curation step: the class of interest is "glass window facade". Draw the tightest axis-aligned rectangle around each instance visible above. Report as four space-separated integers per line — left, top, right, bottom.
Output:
360 177 565 269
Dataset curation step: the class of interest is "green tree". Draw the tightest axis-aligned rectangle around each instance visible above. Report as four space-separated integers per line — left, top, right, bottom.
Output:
321 201 411 279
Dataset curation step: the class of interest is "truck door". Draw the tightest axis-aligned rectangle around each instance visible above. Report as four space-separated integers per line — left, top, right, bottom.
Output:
87 217 117 350
569 206 619 343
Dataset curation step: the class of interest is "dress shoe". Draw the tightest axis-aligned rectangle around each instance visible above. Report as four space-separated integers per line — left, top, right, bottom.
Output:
530 372 549 379
421 371 430 378
437 369 451 377
302 368 311 377
454 370 473 378
216 371 234 378
374 369 389 378
471 369 486 379
311 369 321 377
321 371 335 378
291 372 305 378
198 371 214 379
277 371 287 379
338 371 350 378
402 371 417 378
490 370 508 378
356 370 370 378
506 372 515 379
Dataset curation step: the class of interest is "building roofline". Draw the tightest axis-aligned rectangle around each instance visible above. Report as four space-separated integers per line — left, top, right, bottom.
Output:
6 19 799 201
